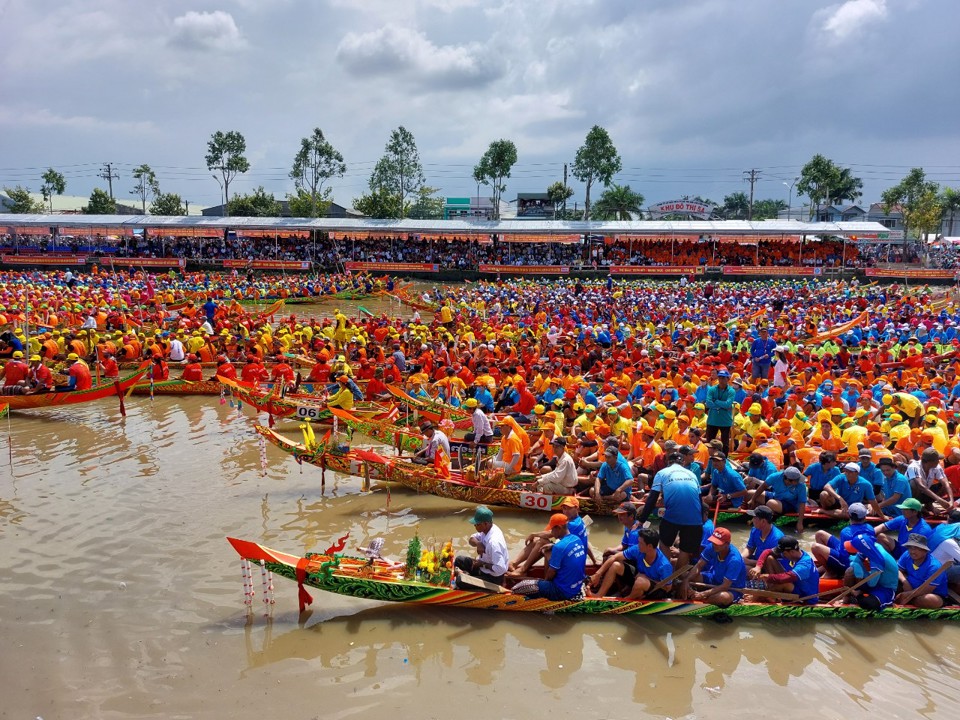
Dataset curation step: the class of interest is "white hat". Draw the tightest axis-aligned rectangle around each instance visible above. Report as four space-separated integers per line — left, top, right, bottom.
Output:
843 462 861 472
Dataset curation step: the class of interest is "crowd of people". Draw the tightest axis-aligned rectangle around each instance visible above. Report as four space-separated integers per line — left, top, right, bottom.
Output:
3 271 960 609
0 231 944 270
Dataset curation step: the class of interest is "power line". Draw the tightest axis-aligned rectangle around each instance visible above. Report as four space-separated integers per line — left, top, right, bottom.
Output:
98 163 120 200
743 169 761 220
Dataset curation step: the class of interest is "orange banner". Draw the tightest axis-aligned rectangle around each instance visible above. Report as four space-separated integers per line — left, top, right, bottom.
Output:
223 260 312 270
865 268 957 279
2 255 86 265
609 265 704 275
807 311 869 344
478 264 570 274
343 261 438 272
109 258 186 268
723 266 820 276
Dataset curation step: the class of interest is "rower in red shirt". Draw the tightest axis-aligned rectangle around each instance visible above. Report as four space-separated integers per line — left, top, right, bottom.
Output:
181 354 204 382
66 354 93 391
307 358 332 384
27 355 54 393
215 355 237 381
240 356 268 384
151 356 170 381
98 351 120 380
270 355 295 385
1 351 29 387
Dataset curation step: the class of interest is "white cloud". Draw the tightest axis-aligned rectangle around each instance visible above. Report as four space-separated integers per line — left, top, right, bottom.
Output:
0 106 157 135
336 26 503 89
170 10 245 51
820 0 888 41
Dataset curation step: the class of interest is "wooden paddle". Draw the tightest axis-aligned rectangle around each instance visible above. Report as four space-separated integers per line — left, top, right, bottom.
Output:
898 560 953 606
649 564 692 595
692 582 799 603
455 571 509 594
826 571 882 606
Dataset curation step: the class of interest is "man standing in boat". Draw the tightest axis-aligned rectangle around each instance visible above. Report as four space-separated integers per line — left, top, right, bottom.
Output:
454 506 509 588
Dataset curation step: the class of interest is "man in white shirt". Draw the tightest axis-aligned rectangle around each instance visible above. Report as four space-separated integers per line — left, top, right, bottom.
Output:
464 398 494 444
536 437 579 494
169 336 186 362
412 422 451 465
454 505 509 587
906 448 953 512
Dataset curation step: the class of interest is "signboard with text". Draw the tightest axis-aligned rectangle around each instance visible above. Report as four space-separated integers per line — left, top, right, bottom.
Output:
343 261 438 272
865 268 956 279
609 265 704 275
109 257 186 268
722 266 819 276
222 260 312 270
1 255 87 265
477 264 570 275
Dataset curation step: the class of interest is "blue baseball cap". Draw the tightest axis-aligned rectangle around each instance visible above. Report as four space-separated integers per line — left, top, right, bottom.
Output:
717 369 730 378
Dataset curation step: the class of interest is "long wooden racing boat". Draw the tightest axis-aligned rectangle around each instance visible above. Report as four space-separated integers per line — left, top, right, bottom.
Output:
0 361 150 411
131 378 328 397
222 377 398 424
328 408 499 455
227 537 960 621
255 424 621 516
386 385 477 429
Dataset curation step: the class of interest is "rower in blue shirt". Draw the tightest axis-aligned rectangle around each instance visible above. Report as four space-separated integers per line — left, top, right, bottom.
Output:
811 503 876 577
896 534 948 609
846 534 900 610
741 505 784 567
687 527 746 608
748 466 808 530
820 462 884 519
804 452 841 495
704 453 747 508
873 497 933 558
749 535 821 604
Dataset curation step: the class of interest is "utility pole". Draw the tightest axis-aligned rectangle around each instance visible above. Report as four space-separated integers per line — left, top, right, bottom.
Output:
562 163 568 218
99 163 119 200
185 201 190 215
743 168 760 220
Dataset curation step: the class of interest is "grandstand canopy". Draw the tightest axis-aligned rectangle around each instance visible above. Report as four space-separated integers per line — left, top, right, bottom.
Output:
1 214 895 239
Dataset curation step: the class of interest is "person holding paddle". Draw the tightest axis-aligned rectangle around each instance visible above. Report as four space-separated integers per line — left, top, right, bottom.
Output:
895 534 949 609
844 534 900 610
747 536 820 604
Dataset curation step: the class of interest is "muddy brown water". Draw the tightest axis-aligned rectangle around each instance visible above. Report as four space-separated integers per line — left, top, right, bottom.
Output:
2 296 960 719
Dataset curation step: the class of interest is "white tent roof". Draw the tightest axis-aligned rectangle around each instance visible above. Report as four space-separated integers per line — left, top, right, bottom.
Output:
0 214 892 238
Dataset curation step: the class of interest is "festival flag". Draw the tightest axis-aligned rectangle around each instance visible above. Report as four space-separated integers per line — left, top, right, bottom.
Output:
434 445 451 479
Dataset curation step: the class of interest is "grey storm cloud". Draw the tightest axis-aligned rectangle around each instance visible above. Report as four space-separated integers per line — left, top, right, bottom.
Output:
0 0 957 209
335 25 505 90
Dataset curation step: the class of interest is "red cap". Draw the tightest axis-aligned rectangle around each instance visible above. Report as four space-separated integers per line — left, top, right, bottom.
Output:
544 513 569 531
708 527 732 546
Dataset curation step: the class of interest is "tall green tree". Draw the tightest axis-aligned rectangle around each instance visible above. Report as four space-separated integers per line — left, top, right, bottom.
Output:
940 187 960 236
546 181 574 217
572 126 621 221
407 186 445 220
797 154 839 218
83 188 116 214
370 126 425 218
205 130 250 217
881 168 940 240
592 184 645 220
40 168 66 212
287 189 330 218
751 198 788 221
228 186 281 217
472 139 518 220
2 186 45 213
150 192 186 216
721 192 750 220
290 128 346 217
130 163 160 214
352 187 403 219
827 167 863 205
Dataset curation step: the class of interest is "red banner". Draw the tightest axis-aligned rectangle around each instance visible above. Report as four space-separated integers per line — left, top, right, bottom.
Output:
722 266 819 276
2 255 86 265
108 257 186 268
222 260 312 270
343 261 438 272
610 265 704 275
478 264 570 274
865 268 957 279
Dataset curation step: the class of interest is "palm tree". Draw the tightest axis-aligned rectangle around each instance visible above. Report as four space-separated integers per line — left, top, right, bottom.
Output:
941 187 960 236
827 167 864 205
592 184 645 220
721 192 750 220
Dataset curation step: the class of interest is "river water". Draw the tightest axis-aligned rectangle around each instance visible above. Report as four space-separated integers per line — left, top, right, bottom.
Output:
2 294 960 719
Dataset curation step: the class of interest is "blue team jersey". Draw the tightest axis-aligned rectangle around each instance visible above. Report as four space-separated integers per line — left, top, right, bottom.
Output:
748 458 778 483
827 476 876 505
624 546 674 584
568 516 589 547
929 522 960 551
700 519 715 547
783 552 820 603
858 462 884 490
883 515 933 548
881 472 912 517
898 553 947 596
598 457 634 498
620 523 640 549
805 462 840 493
549 533 587 598
746 525 784 559
652 464 703 526
709 464 747 507
700 544 747 594
766 471 808 507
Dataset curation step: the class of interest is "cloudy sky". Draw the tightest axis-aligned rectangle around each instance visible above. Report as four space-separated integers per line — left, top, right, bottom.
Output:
1 0 957 211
